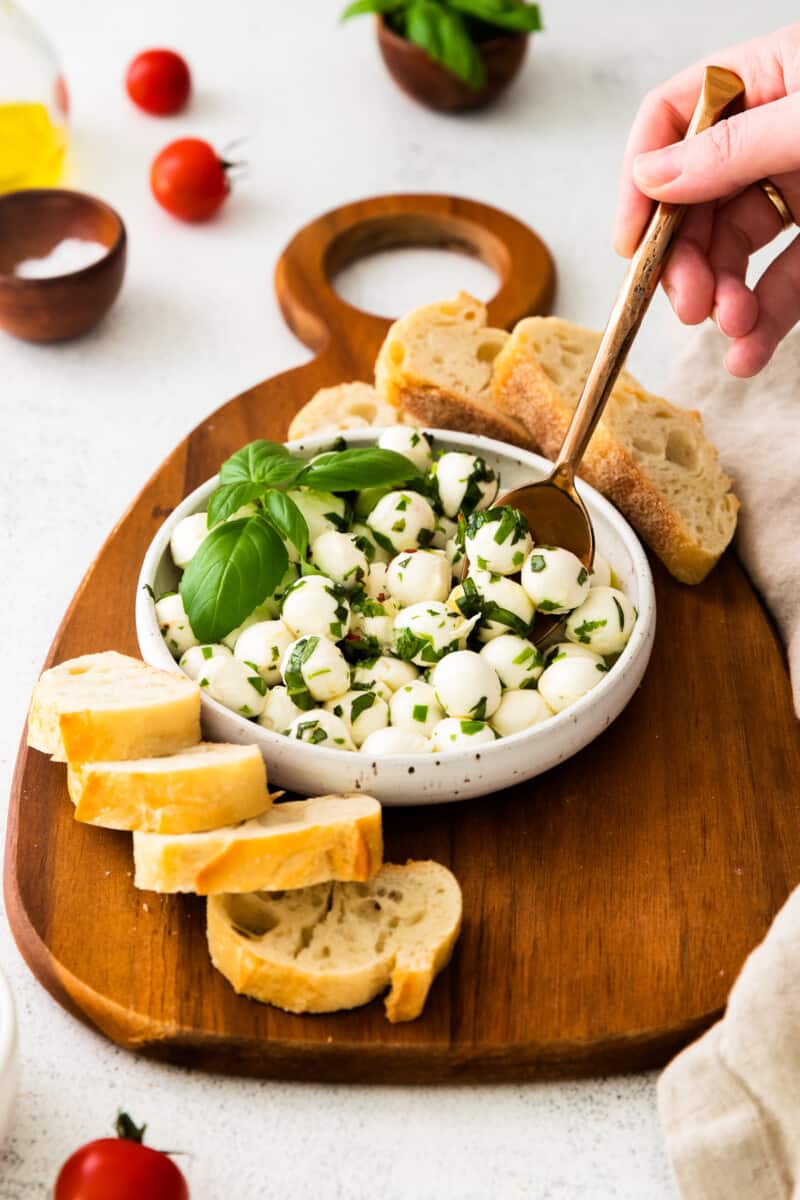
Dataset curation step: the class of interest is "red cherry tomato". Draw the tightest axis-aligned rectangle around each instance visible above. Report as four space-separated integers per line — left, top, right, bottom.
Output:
126 49 191 116
55 1121 189 1200
150 138 230 222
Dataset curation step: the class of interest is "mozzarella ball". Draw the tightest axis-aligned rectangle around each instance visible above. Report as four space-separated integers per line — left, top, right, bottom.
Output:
377 425 433 472
389 681 444 738
367 489 436 554
258 686 304 734
285 487 348 544
465 507 532 576
393 601 479 666
491 689 553 737
386 549 451 606
155 592 199 658
431 451 498 518
364 561 390 599
311 531 369 592
281 575 351 641
179 642 232 681
430 515 459 551
234 619 295 685
537 655 607 714
479 634 543 689
221 601 279 651
326 689 389 747
349 594 399 651
544 641 606 668
360 726 431 756
350 657 415 699
589 551 612 589
463 570 535 642
201 655 267 718
521 547 591 614
170 513 208 569
286 708 354 751
431 717 496 752
351 522 391 565
431 650 501 719
565 586 636 656
281 635 350 707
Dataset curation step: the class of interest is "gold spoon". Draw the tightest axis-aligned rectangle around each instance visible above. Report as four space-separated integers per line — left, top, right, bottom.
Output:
498 66 745 585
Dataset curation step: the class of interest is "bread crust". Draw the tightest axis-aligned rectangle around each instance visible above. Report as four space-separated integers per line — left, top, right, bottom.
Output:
492 322 739 584
207 861 462 1022
27 652 201 762
399 382 538 451
68 743 271 835
134 794 383 893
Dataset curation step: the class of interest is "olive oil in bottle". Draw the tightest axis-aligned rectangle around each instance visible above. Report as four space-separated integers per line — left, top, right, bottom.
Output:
0 2 67 192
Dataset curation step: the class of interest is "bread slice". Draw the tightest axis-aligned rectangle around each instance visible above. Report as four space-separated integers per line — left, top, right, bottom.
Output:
207 860 461 1022
28 651 201 763
492 317 739 583
287 382 401 441
374 292 535 450
68 742 271 834
134 793 382 894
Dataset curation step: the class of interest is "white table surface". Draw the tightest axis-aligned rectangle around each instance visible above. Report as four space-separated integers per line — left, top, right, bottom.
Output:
1 0 793 1194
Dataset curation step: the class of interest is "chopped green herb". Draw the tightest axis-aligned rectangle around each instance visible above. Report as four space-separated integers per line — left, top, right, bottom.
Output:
248 675 268 696
396 495 409 511
412 704 429 723
201 646 213 660
537 599 560 613
471 696 487 720
613 596 625 631
573 618 607 644
577 567 588 586
527 553 546 573
460 720 485 735
391 518 407 533
350 692 377 722
307 667 331 680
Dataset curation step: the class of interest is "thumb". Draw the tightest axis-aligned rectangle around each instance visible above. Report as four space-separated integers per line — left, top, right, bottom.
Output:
633 92 800 203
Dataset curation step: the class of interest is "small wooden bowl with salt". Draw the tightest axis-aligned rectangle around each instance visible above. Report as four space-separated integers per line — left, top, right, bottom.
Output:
0 189 126 342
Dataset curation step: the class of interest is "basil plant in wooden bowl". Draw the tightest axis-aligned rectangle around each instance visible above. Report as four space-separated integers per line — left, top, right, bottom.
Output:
342 0 543 113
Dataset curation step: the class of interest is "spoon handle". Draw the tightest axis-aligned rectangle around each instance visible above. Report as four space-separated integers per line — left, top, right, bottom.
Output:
554 65 745 476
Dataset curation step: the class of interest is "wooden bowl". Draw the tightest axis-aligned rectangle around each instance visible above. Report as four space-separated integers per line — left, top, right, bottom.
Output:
0 189 126 342
376 15 529 113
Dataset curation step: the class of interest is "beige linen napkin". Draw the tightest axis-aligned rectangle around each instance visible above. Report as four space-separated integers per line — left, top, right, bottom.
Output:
658 324 800 1199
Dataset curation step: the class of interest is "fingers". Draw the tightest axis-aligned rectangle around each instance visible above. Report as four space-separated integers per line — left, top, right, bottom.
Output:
724 233 800 376
633 93 800 206
612 29 792 257
708 185 785 337
659 203 716 324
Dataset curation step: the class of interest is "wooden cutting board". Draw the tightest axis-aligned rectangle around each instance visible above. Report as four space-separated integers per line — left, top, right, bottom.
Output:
6 194 800 1082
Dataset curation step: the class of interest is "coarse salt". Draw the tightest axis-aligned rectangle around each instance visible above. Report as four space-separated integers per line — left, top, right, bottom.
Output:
14 237 108 279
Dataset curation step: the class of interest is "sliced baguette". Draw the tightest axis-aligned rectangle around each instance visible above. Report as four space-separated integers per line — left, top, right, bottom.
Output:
374 292 536 450
287 382 401 441
28 651 201 763
492 317 739 583
207 860 461 1022
134 793 382 893
68 742 271 834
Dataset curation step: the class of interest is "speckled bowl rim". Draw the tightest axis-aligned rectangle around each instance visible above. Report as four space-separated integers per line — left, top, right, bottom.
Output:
136 429 655 797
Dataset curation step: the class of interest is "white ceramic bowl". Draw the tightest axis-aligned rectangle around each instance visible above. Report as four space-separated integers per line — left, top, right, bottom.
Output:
0 965 18 1147
137 430 655 805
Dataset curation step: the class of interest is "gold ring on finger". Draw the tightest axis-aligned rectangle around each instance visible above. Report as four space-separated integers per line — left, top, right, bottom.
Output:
757 179 795 231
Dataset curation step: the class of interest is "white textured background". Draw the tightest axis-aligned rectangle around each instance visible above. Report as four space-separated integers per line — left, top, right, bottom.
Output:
1 0 794 1195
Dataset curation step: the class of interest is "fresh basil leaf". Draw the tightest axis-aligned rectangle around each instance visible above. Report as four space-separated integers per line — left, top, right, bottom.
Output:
263 490 309 562
220 440 303 488
449 0 542 32
180 515 289 643
405 0 485 89
297 448 421 492
341 0 406 16
207 481 267 528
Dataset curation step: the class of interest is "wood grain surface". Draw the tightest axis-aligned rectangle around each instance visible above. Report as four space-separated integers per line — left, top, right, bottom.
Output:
6 193 799 1082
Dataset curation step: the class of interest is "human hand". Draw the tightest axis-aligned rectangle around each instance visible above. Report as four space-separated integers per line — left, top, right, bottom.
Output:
614 25 800 377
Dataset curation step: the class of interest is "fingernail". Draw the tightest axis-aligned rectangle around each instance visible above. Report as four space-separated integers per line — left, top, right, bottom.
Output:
634 145 682 188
